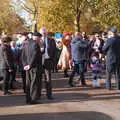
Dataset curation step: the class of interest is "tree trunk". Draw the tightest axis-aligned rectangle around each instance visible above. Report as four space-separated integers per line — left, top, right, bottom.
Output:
32 11 38 32
74 19 80 32
74 10 81 32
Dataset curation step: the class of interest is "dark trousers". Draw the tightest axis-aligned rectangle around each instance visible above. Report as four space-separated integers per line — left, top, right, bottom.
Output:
93 71 101 80
3 69 11 93
21 70 26 93
26 68 42 102
69 71 85 85
10 68 17 89
106 63 120 89
64 69 69 76
18 64 26 93
10 67 26 92
116 65 120 89
52 58 59 73
69 61 86 85
43 59 53 97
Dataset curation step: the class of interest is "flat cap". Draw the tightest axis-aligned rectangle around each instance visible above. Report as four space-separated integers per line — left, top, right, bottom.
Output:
2 36 12 43
110 28 117 33
33 32 42 37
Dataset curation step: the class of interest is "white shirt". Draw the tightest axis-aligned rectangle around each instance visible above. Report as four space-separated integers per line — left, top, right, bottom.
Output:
93 39 101 52
44 37 50 59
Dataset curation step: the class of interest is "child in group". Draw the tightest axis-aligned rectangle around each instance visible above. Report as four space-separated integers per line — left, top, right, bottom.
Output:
91 52 102 88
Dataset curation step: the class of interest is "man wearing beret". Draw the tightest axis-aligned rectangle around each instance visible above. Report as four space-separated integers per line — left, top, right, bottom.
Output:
103 28 120 90
22 32 42 104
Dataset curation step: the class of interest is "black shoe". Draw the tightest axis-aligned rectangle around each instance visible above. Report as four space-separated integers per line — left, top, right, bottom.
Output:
26 98 32 104
4 91 12 95
26 100 31 104
10 87 16 90
47 96 54 100
30 101 41 105
23 89 26 93
64 74 69 78
69 83 75 87
81 83 87 87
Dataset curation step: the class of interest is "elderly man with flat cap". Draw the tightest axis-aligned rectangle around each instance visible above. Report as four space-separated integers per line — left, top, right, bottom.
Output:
22 32 42 104
103 28 120 90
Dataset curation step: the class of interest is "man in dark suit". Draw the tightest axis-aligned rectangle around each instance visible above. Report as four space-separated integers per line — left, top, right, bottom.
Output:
103 28 120 90
69 33 88 87
40 28 56 99
22 32 42 104
16 33 30 93
0 36 13 95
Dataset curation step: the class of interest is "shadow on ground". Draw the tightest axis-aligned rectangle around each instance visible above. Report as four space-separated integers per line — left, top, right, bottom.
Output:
0 111 113 120
0 95 26 107
0 90 120 107
0 71 119 107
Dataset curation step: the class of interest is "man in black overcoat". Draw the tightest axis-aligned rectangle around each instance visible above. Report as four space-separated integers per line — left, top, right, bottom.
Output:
103 28 120 90
22 32 42 104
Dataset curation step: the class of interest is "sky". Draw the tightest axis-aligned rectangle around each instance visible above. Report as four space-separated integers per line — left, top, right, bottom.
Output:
19 10 32 25
12 0 32 25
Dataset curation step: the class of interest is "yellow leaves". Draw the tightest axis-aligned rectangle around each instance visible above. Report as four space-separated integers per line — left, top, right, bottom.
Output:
0 0 26 34
20 0 120 33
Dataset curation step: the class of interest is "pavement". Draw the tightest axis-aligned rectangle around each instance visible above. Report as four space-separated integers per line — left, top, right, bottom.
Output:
0 71 120 120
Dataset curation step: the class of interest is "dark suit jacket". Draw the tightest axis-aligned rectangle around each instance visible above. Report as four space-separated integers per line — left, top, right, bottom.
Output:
22 39 42 69
103 36 120 66
45 37 56 59
0 44 14 70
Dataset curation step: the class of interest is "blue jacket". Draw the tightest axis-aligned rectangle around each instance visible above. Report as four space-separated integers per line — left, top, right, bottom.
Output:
71 37 88 62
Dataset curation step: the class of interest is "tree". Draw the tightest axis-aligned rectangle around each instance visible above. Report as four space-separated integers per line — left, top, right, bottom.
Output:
0 0 26 34
14 0 48 32
37 0 101 32
17 0 120 33
97 0 120 29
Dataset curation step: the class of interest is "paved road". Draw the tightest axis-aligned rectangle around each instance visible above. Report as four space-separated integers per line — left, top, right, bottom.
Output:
0 71 120 120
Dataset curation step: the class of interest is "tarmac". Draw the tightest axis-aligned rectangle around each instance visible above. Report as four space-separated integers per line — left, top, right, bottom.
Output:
0 71 120 120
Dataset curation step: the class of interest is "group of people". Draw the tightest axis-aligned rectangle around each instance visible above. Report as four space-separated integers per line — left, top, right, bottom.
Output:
0 27 120 104
0 28 56 104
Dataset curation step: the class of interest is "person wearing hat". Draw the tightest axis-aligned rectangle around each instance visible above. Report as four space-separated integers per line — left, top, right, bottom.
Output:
22 32 42 104
0 36 14 95
103 28 120 90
